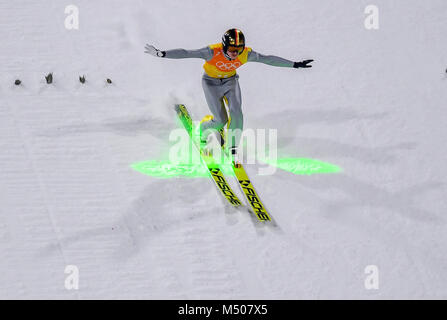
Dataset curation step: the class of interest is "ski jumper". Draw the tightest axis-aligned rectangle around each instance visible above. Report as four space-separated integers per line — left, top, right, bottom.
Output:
164 44 295 148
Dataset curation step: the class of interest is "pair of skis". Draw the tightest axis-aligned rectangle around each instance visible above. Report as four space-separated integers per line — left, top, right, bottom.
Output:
175 104 272 223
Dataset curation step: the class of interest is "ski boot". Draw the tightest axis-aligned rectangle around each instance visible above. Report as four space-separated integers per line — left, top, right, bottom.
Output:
199 115 227 157
217 127 225 147
229 146 241 168
199 115 214 156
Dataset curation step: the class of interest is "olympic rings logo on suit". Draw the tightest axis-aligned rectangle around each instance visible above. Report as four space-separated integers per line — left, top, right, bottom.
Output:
216 61 241 70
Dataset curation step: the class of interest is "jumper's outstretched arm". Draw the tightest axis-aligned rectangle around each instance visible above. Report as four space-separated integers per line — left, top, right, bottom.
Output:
248 50 313 69
145 44 213 60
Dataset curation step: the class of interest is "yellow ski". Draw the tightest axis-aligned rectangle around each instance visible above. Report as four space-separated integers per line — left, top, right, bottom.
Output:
233 164 272 222
213 102 274 222
175 104 243 208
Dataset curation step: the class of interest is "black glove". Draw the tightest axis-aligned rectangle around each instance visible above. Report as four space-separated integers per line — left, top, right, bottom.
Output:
293 59 314 68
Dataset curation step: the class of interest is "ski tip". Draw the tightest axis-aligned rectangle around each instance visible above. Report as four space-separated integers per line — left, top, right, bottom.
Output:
174 104 187 114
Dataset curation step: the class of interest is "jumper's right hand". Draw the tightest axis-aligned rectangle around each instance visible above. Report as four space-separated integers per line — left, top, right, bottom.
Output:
293 59 314 68
144 44 166 57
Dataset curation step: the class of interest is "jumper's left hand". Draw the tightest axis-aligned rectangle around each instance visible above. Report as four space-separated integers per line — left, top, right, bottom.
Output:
293 59 314 68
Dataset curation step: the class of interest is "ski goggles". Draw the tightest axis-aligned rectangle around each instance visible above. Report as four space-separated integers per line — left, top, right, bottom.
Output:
227 45 245 54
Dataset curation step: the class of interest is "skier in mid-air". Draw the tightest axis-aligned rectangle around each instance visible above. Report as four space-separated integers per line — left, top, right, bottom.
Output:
145 28 313 164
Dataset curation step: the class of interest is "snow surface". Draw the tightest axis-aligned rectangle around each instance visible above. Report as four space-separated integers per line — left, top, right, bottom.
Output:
1 0 447 299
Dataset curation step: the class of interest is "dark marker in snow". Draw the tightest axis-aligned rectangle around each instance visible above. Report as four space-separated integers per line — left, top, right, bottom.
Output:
45 73 53 84
79 75 85 84
15 79 21 85
107 78 112 84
